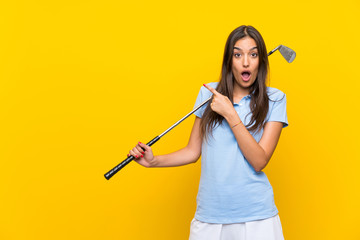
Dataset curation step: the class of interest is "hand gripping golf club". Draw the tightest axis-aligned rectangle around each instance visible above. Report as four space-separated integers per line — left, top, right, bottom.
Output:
104 45 296 180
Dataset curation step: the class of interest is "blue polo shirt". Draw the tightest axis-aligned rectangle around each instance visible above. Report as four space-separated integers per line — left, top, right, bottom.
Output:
193 82 288 224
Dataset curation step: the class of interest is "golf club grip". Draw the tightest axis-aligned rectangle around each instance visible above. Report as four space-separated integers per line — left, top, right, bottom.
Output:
104 155 134 180
104 136 161 180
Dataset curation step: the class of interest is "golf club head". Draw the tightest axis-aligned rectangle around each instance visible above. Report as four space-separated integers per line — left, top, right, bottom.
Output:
278 45 296 63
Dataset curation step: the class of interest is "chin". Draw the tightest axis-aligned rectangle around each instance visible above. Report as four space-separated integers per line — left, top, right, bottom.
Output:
243 80 255 88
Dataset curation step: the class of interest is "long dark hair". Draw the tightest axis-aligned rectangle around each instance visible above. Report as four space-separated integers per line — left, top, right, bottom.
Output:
200 25 269 139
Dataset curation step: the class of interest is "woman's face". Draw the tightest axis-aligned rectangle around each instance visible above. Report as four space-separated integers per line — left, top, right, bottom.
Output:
231 36 259 91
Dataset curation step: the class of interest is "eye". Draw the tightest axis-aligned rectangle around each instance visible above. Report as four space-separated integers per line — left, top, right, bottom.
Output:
251 52 258 57
234 53 241 58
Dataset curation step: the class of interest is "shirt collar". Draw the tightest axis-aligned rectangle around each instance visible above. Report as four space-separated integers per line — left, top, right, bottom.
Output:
233 94 251 105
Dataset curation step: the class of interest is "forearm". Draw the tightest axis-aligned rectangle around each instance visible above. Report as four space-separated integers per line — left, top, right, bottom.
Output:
225 113 268 172
151 145 200 168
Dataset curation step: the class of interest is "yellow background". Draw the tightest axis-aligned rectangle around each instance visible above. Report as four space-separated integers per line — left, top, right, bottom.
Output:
1 0 359 239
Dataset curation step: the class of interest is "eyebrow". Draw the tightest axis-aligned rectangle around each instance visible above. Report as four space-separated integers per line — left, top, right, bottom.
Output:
233 46 258 51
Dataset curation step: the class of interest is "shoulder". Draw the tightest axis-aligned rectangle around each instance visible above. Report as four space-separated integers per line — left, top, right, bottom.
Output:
198 82 219 95
193 82 219 118
266 87 286 101
203 82 218 90
265 87 288 127
208 82 218 88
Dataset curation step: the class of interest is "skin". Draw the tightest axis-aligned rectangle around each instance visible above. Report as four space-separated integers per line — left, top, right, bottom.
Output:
232 36 259 102
129 37 284 172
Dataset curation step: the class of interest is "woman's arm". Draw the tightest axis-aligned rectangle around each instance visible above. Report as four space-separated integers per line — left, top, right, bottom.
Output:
203 84 283 172
225 113 283 172
129 117 202 168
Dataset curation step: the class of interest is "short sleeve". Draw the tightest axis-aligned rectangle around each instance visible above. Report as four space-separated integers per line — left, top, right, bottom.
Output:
193 82 216 118
193 86 206 118
267 90 288 128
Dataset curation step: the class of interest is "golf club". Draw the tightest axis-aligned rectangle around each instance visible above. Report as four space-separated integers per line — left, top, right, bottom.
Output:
104 45 296 180
268 45 296 63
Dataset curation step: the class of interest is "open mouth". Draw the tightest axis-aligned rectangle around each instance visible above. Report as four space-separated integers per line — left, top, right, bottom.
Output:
241 71 251 81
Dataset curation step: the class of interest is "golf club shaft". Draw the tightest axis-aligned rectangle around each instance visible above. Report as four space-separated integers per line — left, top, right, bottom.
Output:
268 45 281 56
104 46 293 180
104 97 211 180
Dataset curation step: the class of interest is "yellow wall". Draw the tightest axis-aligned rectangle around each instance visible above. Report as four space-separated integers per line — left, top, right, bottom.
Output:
1 0 359 239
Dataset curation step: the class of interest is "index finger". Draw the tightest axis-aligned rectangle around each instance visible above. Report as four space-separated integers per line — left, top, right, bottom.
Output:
203 84 218 95
138 142 150 151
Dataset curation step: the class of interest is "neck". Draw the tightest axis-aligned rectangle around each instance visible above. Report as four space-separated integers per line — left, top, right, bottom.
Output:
232 84 250 103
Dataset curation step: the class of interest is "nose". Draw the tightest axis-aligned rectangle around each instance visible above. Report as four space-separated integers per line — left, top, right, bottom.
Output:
242 55 249 68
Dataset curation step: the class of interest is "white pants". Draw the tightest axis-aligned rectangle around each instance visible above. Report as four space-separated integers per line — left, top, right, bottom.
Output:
189 214 285 240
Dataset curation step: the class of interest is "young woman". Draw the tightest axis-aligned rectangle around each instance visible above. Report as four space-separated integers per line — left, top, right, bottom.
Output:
128 25 287 240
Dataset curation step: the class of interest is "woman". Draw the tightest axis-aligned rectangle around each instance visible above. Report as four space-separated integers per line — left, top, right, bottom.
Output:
128 25 287 240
